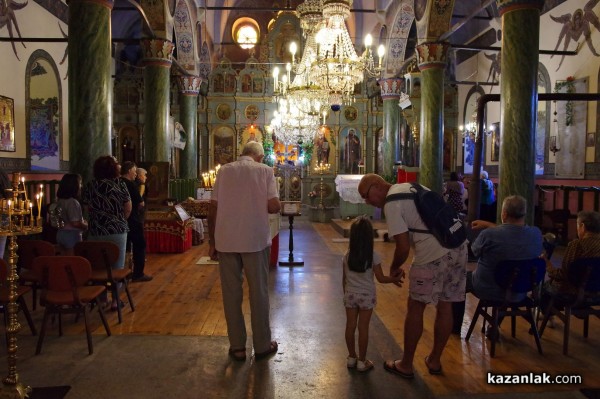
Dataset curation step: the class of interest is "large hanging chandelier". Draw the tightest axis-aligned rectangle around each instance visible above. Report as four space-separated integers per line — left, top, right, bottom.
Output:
273 0 328 117
287 0 329 116
309 0 385 106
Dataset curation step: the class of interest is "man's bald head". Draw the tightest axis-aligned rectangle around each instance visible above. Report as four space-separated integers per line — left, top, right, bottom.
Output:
358 174 391 208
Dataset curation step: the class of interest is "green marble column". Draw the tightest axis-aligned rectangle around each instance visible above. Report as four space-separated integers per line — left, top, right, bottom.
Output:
416 42 449 194
68 0 113 184
176 76 201 179
497 0 544 224
379 78 404 179
141 39 175 162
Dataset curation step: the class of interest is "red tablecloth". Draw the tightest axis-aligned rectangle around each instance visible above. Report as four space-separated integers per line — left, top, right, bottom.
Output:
144 220 193 253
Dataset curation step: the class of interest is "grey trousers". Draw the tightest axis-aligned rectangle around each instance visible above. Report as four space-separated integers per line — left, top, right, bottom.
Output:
219 247 272 353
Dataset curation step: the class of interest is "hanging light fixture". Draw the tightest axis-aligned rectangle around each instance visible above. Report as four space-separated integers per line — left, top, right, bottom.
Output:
273 0 328 117
270 98 320 146
286 0 329 116
460 111 493 140
309 0 385 106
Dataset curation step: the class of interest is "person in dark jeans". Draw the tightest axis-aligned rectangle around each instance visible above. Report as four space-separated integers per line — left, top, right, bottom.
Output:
121 161 152 282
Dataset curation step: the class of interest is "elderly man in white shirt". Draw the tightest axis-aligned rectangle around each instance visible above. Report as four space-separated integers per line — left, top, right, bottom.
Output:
208 141 281 361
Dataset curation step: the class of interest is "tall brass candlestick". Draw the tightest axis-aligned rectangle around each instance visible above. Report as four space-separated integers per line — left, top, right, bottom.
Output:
1 171 41 398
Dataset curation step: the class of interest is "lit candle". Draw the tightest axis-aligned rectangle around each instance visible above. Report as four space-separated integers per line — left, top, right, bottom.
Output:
7 200 12 230
35 194 40 226
29 202 33 228
289 42 297 65
21 176 28 203
272 67 279 93
377 44 385 68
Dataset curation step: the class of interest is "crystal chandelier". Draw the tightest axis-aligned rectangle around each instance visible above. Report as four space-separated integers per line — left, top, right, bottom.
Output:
309 0 385 106
270 97 321 145
287 0 329 116
273 0 328 117
460 113 493 140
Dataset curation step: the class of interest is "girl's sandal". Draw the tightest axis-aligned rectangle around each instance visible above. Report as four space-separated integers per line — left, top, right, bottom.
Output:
357 359 374 372
347 356 357 368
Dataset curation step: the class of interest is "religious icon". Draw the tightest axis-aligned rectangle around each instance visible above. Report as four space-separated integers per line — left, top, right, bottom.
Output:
0 95 15 152
344 106 358 122
216 103 231 121
245 104 259 121
340 128 362 174
275 22 300 64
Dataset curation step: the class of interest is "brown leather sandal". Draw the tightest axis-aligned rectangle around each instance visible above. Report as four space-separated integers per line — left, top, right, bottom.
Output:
228 348 247 361
255 341 278 359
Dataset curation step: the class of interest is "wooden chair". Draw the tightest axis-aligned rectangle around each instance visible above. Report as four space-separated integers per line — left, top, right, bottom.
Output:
465 258 546 357
33 256 111 355
16 239 56 310
0 259 37 344
538 257 600 355
74 241 135 324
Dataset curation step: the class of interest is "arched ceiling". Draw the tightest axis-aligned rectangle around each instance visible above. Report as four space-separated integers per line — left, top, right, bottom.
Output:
109 0 517 79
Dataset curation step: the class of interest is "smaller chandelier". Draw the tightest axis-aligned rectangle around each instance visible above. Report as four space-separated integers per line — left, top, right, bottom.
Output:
460 118 493 140
271 98 321 145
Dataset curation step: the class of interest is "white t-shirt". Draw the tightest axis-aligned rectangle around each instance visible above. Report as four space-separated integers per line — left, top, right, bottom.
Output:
212 156 279 253
56 198 84 231
343 250 383 296
384 183 448 265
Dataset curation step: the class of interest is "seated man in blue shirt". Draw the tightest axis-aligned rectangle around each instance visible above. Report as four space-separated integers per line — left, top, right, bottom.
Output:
469 195 543 301
453 195 543 334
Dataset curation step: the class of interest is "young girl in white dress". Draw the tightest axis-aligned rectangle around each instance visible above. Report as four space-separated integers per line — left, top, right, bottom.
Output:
343 216 402 372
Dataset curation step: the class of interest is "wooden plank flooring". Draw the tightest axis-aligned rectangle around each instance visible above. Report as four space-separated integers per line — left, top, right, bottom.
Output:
9 220 600 396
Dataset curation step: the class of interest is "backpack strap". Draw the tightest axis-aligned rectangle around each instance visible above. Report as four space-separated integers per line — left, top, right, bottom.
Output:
384 192 429 235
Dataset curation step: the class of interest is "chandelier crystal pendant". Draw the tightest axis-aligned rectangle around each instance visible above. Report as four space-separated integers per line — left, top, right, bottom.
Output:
309 0 385 106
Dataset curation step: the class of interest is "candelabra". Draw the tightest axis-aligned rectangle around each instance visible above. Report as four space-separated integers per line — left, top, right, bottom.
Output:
0 172 42 399
201 164 221 189
314 162 330 209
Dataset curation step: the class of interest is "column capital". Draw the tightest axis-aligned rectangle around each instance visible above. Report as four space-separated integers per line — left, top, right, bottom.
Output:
140 39 175 68
378 78 405 100
416 42 450 71
497 0 544 16
176 75 202 96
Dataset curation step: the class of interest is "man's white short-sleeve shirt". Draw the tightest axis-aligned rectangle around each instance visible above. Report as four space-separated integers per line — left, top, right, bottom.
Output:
384 183 448 265
212 156 279 253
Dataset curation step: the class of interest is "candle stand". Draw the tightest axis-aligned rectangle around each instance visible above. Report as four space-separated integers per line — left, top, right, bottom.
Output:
314 162 330 209
0 172 43 399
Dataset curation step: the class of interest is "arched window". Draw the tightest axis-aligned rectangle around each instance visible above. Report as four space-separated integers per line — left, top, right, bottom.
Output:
26 50 62 171
233 18 259 50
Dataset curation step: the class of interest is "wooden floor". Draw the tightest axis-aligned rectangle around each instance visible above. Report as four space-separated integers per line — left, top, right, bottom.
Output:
11 219 600 397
